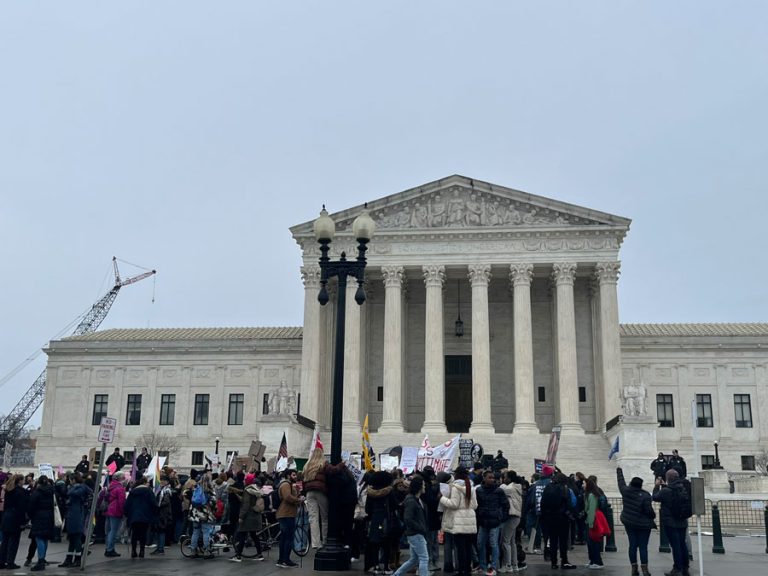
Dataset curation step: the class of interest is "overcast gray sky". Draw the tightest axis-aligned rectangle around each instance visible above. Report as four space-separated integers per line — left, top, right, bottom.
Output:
1 1 766 423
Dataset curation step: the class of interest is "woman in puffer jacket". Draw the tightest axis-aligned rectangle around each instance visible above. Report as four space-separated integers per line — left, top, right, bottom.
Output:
439 467 477 576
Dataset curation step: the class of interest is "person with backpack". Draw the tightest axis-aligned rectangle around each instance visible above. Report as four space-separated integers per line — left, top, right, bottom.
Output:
475 470 510 576
230 473 265 562
584 477 606 569
539 472 577 570
189 473 218 559
617 467 655 576
653 469 691 576
275 469 303 568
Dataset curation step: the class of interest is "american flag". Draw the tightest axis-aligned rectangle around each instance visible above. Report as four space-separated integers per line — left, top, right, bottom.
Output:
278 432 288 459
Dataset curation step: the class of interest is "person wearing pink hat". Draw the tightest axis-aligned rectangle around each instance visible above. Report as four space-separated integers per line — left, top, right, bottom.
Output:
230 474 265 562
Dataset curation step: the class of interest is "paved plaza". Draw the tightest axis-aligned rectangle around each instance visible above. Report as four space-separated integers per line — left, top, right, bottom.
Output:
10 531 765 576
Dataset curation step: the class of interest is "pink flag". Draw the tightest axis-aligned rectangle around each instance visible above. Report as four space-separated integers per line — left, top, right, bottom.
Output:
106 461 117 476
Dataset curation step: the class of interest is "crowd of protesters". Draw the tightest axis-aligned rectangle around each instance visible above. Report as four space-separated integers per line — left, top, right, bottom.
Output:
0 445 696 576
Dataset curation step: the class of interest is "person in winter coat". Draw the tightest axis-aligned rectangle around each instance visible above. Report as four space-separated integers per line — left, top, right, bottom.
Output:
440 467 478 576
135 448 152 477
0 474 27 570
653 469 690 576
58 472 92 568
104 471 126 557
539 472 577 570
152 475 173 554
224 473 244 539
393 476 430 576
419 467 442 572
302 448 329 548
500 471 524 573
492 451 509 473
124 475 159 558
651 453 668 479
105 448 125 472
584 477 605 569
475 470 510 576
74 456 90 476
668 450 687 479
276 469 303 568
365 470 397 574
617 467 655 576
230 474 265 562
189 473 218 559
28 476 55 572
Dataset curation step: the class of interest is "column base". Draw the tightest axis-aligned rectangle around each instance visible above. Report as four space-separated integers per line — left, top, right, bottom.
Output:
513 422 540 434
469 421 495 435
558 421 585 434
377 421 405 434
420 421 447 434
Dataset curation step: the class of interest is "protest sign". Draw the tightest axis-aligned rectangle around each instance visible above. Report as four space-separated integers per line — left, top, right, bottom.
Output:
458 439 474 469
379 454 399 471
545 426 561 465
534 458 545 474
416 435 461 472
38 463 54 479
400 447 419 474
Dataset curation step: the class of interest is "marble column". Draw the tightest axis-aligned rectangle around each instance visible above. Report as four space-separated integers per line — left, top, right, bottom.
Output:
510 263 538 433
299 265 322 424
595 262 623 426
342 280 363 433
421 265 446 434
552 262 583 433
379 266 405 433
755 364 768 441
469 264 495 434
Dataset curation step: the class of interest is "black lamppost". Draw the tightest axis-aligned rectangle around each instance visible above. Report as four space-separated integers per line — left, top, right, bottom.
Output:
312 204 374 571
215 436 220 455
713 441 722 469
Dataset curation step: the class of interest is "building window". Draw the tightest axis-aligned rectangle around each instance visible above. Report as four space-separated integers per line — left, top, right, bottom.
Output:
91 394 108 425
125 394 142 425
538 387 546 402
578 387 586 403
695 394 713 427
191 451 204 466
377 387 383 402
741 455 756 471
701 455 715 470
123 450 135 464
262 393 270 415
656 394 675 428
157 450 170 462
159 394 175 425
94 451 102 465
734 394 753 428
228 394 244 425
194 394 210 425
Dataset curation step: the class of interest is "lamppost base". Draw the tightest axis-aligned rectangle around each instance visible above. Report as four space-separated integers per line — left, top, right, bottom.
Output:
313 543 351 571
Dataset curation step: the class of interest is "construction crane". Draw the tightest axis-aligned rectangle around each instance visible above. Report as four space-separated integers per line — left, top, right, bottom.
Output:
0 257 156 451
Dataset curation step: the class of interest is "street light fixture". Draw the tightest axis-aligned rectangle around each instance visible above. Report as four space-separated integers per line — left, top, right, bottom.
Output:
713 440 722 469
215 436 220 456
313 203 374 571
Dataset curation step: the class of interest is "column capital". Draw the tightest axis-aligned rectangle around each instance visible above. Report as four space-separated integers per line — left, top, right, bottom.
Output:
382 265 405 288
509 263 534 287
551 262 577 285
300 265 322 288
468 263 492 287
422 264 446 288
594 261 621 285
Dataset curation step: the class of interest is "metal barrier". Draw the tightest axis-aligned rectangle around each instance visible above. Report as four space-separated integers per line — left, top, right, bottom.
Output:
607 497 768 529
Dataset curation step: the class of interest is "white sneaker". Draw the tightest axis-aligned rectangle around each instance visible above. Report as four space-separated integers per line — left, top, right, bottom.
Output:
587 565 604 570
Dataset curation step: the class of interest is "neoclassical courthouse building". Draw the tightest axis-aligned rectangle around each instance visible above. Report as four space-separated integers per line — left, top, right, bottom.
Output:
36 176 768 482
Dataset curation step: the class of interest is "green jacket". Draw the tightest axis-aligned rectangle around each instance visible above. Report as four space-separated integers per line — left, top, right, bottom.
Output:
585 492 598 528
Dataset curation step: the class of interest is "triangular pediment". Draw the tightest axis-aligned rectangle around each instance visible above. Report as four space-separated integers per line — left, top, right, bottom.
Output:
290 175 630 237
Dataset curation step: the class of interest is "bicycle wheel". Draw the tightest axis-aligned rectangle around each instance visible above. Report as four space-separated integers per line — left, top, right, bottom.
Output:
179 535 197 558
255 521 280 553
293 503 311 557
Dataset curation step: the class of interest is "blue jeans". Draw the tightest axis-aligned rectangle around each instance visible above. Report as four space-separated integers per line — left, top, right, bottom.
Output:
394 534 429 576
35 538 48 562
586 536 602 566
278 517 296 563
626 527 651 565
105 516 122 552
477 525 500 570
156 531 166 553
191 522 214 551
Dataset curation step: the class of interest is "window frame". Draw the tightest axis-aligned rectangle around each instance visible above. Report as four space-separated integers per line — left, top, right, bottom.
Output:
125 393 142 426
701 455 715 470
228 393 244 426
92 394 108 425
194 394 210 426
159 394 176 426
695 394 714 428
734 394 753 428
656 393 675 428
191 451 204 466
